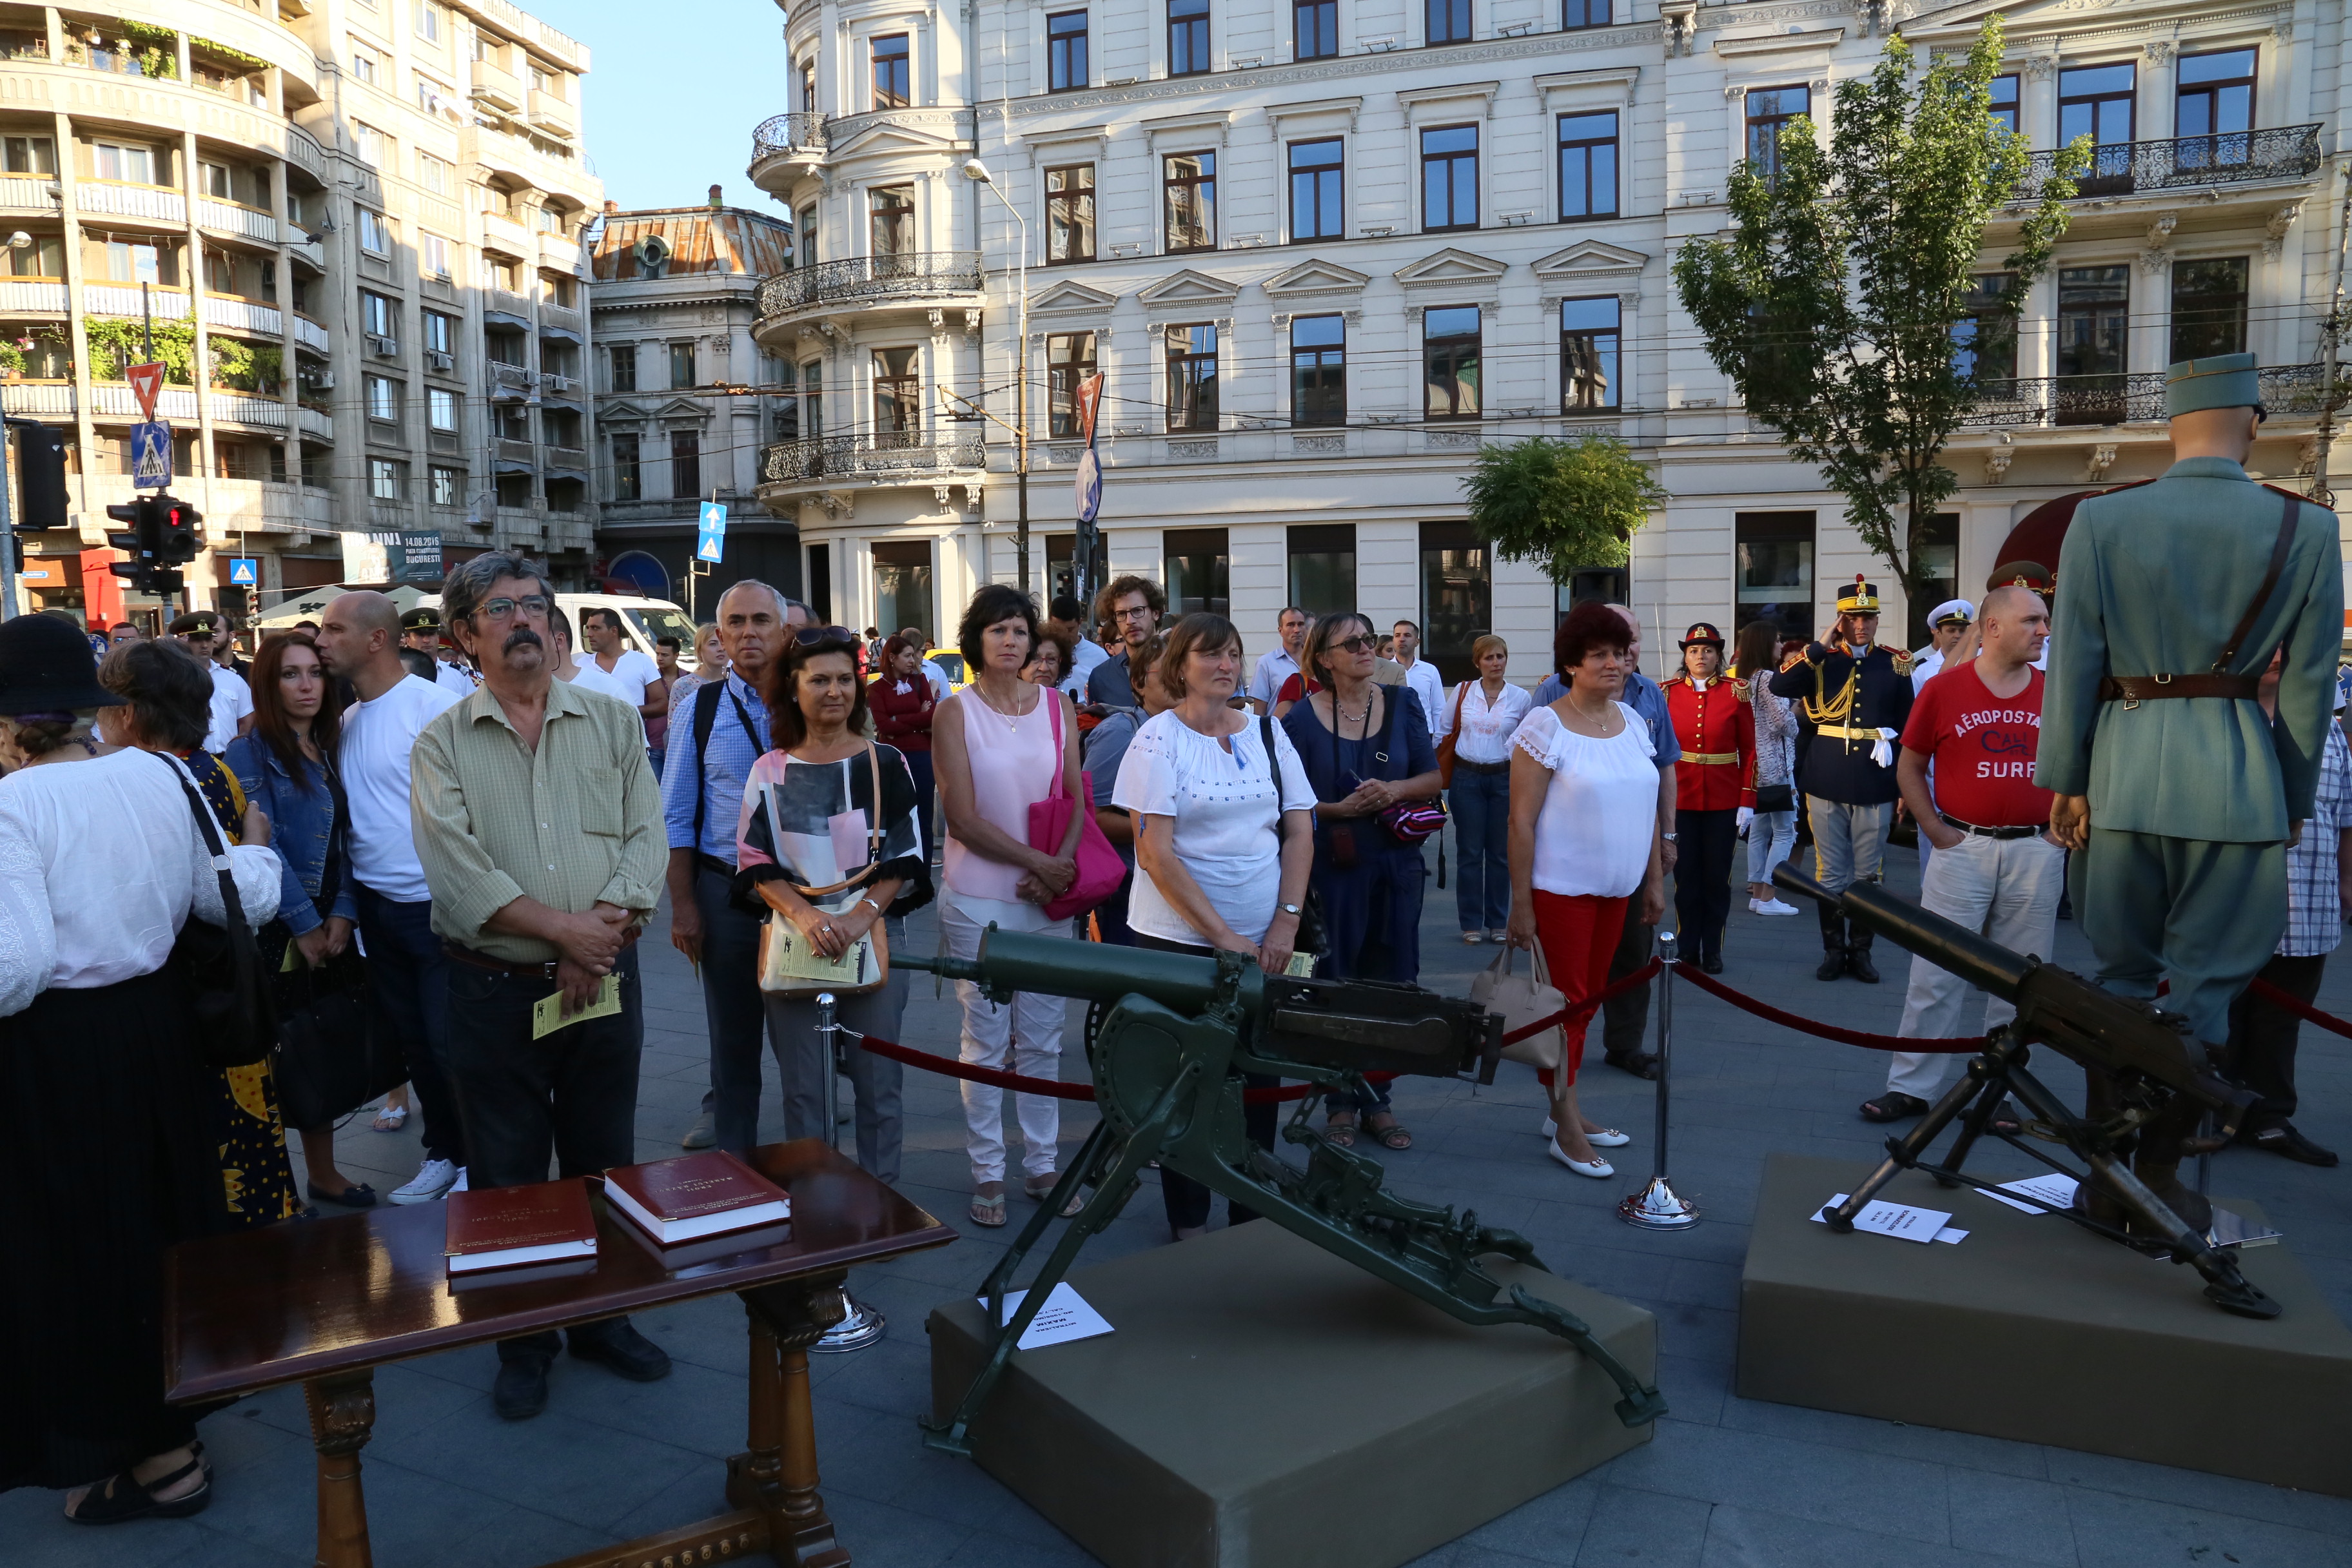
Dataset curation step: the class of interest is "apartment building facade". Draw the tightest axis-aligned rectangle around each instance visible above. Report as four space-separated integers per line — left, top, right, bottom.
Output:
749 0 2347 680
0 0 600 629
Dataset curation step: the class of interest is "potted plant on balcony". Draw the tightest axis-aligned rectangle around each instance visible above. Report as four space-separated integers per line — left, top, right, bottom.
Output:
0 342 24 380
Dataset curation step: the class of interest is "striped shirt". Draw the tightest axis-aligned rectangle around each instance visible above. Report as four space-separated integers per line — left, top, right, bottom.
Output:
2278 719 2351 958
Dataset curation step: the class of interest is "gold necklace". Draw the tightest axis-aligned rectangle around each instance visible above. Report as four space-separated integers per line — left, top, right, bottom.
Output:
972 681 1034 732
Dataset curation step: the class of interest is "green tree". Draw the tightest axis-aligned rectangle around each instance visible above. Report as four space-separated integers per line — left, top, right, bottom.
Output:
1672 18 2088 620
1461 435 1667 588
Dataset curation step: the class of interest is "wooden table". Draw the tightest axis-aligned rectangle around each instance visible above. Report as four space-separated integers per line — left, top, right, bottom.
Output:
164 1140 954 1568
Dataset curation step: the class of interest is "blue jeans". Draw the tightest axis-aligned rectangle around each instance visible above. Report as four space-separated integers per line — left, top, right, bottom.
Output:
1449 763 1511 932
1747 808 1798 886
355 885 464 1167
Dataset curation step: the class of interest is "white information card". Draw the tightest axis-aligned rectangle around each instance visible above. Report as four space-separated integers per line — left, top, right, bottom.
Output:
986 1282 1115 1350
1814 1193 1965 1244
1975 1172 2080 1214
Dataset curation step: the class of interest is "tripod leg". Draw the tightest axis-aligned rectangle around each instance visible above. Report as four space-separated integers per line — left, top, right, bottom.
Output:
1934 1059 2014 1184
1825 1060 1984 1231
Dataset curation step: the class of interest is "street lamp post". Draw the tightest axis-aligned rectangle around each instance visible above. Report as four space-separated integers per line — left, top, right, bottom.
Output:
961 158 1031 598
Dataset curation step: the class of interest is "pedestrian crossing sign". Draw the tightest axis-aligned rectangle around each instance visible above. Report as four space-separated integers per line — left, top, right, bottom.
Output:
229 558 258 587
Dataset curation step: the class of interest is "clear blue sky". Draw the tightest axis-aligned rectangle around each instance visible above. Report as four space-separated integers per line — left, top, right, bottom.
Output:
541 0 792 213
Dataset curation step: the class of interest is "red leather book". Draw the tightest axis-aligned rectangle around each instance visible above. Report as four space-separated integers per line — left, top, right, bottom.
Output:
444 1177 598 1274
603 1151 791 1244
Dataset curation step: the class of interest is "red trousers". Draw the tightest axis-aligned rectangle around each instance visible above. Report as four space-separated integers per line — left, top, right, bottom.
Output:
1533 890 1629 1090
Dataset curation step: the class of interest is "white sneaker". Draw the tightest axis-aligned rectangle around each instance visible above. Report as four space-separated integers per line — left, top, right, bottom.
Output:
389 1157 459 1204
1752 897 1799 916
1542 1115 1629 1148
449 1168 468 1194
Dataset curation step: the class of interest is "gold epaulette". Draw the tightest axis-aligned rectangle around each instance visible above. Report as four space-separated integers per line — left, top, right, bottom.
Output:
1729 676 1750 696
1884 646 1915 676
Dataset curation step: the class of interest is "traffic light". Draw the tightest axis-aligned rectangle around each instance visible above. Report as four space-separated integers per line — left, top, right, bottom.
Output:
157 494 201 564
14 423 65 530
104 493 190 598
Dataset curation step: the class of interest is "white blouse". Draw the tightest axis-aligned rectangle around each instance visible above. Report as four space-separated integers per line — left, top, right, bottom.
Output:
1436 680 1535 767
1510 702 1658 899
1112 710 1316 946
0 748 281 1016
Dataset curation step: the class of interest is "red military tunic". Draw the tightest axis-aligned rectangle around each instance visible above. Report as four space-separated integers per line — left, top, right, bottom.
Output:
1663 672 1756 812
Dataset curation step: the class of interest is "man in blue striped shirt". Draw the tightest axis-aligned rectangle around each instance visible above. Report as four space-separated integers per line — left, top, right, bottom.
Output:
662 582 803 1151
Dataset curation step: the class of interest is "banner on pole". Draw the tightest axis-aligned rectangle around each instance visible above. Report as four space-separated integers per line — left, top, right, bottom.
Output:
340 529 445 585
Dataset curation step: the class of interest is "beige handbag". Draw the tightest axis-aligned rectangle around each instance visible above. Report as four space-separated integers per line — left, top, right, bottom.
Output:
1470 943 1567 1072
756 745 892 997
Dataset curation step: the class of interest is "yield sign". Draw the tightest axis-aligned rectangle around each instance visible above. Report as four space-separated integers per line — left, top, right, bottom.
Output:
126 361 165 421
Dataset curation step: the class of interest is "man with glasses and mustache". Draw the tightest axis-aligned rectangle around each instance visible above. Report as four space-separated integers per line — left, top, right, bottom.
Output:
1084 575 1166 712
411 553 670 1422
317 590 470 1204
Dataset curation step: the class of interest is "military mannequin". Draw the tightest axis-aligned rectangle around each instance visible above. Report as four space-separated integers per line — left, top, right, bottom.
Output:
1769 577 1915 982
2041 351 2342 1232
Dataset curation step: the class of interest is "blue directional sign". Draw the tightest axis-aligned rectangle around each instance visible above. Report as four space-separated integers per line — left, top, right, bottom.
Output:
696 501 727 564
130 420 172 490
228 557 258 587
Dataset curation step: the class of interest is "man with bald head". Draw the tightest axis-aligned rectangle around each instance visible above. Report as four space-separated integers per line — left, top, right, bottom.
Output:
1861 583 2061 1122
318 590 469 1201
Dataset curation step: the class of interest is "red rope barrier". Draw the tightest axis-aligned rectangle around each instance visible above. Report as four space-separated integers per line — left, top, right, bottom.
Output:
1498 957 1663 1045
1674 963 1984 1054
2249 976 2352 1041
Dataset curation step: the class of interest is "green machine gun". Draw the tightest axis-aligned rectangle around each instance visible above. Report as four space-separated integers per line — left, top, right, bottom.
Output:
900 928 1668 1455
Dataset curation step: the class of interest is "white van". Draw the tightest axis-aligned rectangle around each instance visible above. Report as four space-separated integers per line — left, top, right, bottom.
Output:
415 590 703 672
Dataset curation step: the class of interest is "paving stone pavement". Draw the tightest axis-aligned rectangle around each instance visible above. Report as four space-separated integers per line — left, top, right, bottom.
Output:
11 826 2352 1567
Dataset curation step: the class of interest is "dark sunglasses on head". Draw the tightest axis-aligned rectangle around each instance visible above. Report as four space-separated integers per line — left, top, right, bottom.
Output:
794 625 859 645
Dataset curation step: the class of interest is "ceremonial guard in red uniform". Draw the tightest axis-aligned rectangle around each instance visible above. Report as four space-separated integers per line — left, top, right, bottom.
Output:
1663 623 1754 973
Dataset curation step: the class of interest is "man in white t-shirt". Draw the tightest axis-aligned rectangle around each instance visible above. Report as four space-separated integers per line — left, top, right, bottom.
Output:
582 606 669 734
1391 618 1446 723
171 612 253 752
317 590 467 1205
549 606 635 705
1248 607 1310 712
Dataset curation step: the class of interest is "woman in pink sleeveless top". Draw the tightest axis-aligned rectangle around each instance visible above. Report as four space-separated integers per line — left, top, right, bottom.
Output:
932 584 1086 1228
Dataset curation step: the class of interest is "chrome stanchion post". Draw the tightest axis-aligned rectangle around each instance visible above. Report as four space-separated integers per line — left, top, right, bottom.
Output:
810 990 887 1352
1618 930 1700 1230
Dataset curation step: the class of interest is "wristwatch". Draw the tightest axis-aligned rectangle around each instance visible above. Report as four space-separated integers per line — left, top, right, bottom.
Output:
1277 902 1304 917
1661 832 1678 843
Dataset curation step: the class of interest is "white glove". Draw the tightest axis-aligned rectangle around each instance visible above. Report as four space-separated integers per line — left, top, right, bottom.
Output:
1736 806 1755 835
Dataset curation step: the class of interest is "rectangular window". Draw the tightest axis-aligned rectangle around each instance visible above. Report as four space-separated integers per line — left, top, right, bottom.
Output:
1048 331 1097 438
428 386 458 430
1557 111 1618 220
1424 305 1482 419
1952 273 2019 383
611 432 640 500
1736 511 1813 643
873 541 935 640
670 342 696 389
0 235 62 277
796 204 817 265
1165 322 1218 433
358 208 390 254
609 343 636 392
802 362 823 438
2055 264 2130 424
204 247 233 295
1420 125 1478 232
2177 48 2256 174
369 458 401 499
1288 139 1343 241
422 310 454 357
414 0 440 41
353 122 385 165
366 374 398 421
419 152 449 193
2 136 55 175
869 184 914 257
93 141 155 184
1165 527 1230 616
2059 63 2135 194
1163 152 1215 253
1286 524 1356 617
199 161 232 199
1426 0 1471 44
2170 256 2250 362
351 49 377 85
1047 10 1088 91
1419 520 1491 685
1987 74 2019 136
873 346 919 435
1560 297 1620 411
1291 314 1345 426
361 291 395 337
1906 513 1959 650
1563 0 1609 25
431 465 461 507
1046 164 1095 262
806 542 832 623
1295 0 1337 60
671 430 701 498
871 34 910 109
1745 86 1808 183
421 233 450 277
1168 0 1210 77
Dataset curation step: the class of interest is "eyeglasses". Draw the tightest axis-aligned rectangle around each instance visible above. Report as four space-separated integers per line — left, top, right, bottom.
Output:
1113 605 1157 623
473 595 551 623
1332 634 1378 654
794 625 859 645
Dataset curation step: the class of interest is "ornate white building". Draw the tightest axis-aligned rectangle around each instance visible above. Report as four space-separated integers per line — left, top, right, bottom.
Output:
747 0 2345 678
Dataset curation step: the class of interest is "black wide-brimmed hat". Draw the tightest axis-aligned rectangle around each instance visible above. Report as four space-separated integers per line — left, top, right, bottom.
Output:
0 612 124 715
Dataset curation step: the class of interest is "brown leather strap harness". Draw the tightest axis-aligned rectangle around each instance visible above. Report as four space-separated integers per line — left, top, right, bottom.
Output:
2097 494 2301 708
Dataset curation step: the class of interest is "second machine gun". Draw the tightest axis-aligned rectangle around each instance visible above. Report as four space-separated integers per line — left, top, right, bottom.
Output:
1773 865 2277 1320
899 928 1669 1455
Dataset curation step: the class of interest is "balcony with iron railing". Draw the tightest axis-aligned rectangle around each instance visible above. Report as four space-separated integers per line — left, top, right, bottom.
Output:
751 112 828 159
759 430 987 489
1956 362 2350 429
755 252 984 327
2013 125 2323 203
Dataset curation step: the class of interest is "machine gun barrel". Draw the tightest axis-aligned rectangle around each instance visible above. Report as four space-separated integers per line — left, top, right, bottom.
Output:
899 928 1260 1015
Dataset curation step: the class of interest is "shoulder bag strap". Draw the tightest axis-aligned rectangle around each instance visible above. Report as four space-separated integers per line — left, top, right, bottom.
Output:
689 679 728 847
778 747 891 900
1045 685 1066 803
163 753 246 934
2211 494 2302 674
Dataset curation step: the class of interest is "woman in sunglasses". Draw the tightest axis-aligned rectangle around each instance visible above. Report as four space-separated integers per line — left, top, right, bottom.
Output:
1280 612 1443 1150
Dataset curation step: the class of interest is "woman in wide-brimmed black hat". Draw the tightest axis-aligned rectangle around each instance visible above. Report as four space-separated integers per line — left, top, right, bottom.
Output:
0 613 281 1523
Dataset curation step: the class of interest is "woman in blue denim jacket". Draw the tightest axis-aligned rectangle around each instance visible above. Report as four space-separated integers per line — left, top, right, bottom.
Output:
226 631 372 1208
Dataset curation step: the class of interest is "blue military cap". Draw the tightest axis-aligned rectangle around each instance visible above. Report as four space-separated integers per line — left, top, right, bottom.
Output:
2165 351 2261 417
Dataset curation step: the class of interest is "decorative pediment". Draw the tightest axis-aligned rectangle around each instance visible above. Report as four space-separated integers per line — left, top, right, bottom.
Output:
1393 248 1509 289
1262 258 1371 300
824 109 969 162
1137 268 1242 309
1029 278 1120 314
649 397 709 422
1714 26 1845 60
1531 239 1651 284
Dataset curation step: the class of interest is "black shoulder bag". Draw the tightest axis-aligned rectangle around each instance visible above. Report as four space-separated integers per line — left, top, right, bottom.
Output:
163 755 277 1069
1259 713 1327 956
272 759 405 1128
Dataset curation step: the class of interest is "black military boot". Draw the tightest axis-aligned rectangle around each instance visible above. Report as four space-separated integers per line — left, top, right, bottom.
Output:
1845 921 1880 984
1815 900 1847 981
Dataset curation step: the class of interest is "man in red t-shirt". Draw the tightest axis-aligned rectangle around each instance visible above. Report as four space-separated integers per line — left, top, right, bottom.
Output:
1861 585 2064 1122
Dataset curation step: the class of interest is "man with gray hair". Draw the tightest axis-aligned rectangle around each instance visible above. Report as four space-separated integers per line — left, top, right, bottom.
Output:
413 552 670 1419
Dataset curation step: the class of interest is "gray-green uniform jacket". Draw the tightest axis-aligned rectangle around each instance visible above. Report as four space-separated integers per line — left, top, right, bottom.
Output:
2037 456 2342 841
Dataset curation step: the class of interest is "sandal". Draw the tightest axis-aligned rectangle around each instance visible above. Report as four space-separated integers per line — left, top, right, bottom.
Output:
1025 1173 1084 1217
970 1183 1007 1228
64 1454 210 1525
1324 1112 1359 1148
1366 1115 1413 1151
371 1103 408 1132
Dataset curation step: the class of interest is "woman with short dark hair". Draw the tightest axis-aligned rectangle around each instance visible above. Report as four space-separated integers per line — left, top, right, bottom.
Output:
867 634 937 857
933 583 1086 1226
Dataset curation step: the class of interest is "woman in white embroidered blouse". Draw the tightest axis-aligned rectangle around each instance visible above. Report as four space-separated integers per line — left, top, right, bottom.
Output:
1504 602 1668 1181
1436 633 1534 943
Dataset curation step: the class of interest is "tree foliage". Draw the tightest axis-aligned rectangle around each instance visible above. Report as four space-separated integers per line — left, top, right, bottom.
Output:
1462 435 1667 586
1671 18 2088 616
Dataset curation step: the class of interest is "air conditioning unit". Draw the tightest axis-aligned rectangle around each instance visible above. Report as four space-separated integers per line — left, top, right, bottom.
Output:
367 334 399 357
426 349 454 371
544 373 572 393
302 368 335 390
